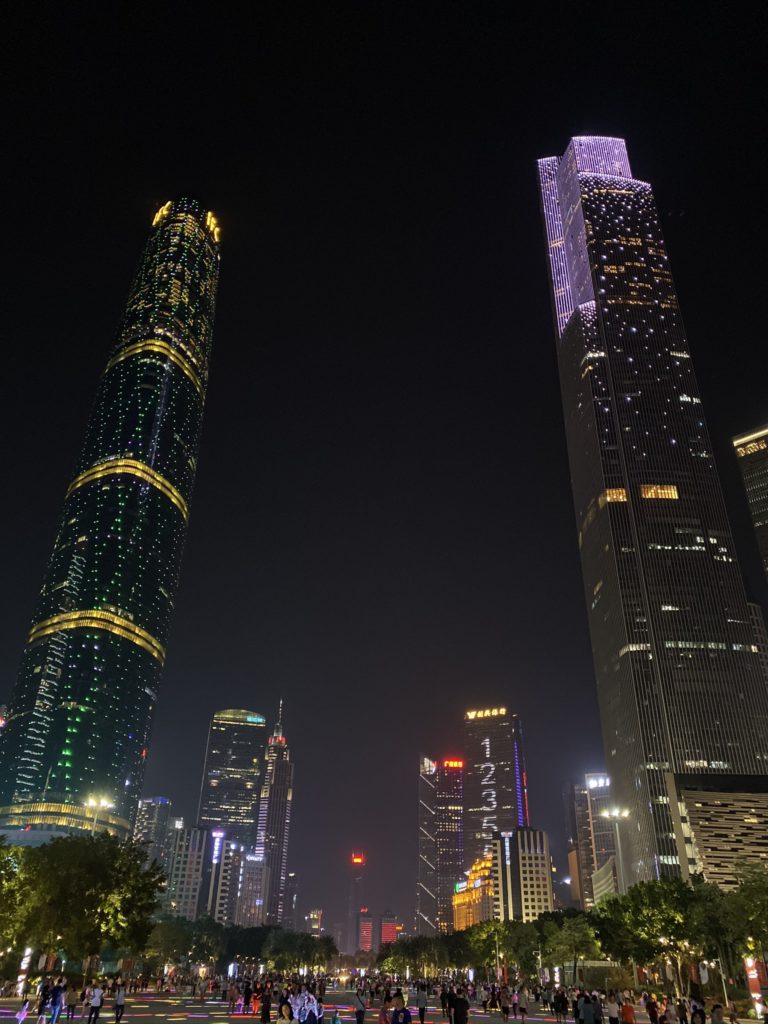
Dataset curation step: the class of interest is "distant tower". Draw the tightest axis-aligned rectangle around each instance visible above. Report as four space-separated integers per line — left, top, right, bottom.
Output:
254 704 294 924
0 198 221 837
347 851 366 953
197 709 266 844
565 774 615 909
464 707 529 867
415 756 438 935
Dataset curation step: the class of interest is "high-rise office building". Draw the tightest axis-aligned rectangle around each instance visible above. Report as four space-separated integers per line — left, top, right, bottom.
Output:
539 136 768 882
565 774 615 909
357 909 374 953
733 425 768 584
304 908 323 935
415 757 438 936
464 707 529 867
254 711 293 924
134 795 175 872
284 870 300 931
0 199 221 837
236 851 270 927
165 824 209 920
748 603 768 689
435 758 464 933
493 829 555 923
379 909 398 948
347 851 366 953
197 709 266 844
205 832 244 926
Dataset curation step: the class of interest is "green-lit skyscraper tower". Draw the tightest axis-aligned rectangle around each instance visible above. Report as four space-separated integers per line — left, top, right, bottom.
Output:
0 198 221 837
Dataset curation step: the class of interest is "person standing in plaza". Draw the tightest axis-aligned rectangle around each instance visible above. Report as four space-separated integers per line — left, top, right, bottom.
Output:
416 987 428 1024
87 983 103 1024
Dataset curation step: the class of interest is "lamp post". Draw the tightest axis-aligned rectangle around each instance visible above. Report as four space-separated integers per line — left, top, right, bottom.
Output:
601 808 629 894
84 796 114 835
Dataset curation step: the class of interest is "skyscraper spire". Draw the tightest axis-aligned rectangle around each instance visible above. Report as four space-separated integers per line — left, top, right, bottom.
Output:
0 198 221 837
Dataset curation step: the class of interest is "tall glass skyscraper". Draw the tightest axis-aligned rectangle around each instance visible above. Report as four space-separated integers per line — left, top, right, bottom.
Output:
254 710 294 925
415 756 437 936
539 137 768 882
435 758 464 933
464 707 529 868
197 708 266 844
0 198 221 837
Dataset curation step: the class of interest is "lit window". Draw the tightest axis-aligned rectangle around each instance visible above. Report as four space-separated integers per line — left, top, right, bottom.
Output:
640 484 679 499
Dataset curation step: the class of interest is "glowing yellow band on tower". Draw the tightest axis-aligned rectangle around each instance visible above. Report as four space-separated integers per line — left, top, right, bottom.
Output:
106 339 204 398
66 457 189 522
27 610 165 664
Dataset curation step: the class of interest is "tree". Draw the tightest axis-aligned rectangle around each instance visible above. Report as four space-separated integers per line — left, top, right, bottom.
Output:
541 914 600 984
0 836 24 949
146 917 194 964
190 916 227 965
18 834 164 961
591 880 699 996
727 862 768 957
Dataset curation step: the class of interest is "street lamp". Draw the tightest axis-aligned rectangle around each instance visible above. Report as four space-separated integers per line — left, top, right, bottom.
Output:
601 808 629 894
84 796 114 835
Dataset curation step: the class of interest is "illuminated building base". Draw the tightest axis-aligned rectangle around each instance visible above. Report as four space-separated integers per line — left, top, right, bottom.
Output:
0 801 131 838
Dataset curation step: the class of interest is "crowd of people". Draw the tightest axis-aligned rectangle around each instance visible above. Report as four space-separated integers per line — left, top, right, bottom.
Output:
1 972 752 1024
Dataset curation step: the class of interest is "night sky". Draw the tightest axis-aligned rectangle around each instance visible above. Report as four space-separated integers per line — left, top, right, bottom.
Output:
2 4 766 931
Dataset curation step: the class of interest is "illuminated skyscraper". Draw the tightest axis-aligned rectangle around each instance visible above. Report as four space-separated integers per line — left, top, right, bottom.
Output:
415 756 437 936
254 709 293 924
0 199 221 837
565 774 615 909
464 707 529 868
435 758 464 932
197 708 266 844
347 851 366 953
733 424 768 585
539 137 768 882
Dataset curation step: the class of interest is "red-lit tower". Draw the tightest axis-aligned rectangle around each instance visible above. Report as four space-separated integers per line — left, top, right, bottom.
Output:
346 850 366 953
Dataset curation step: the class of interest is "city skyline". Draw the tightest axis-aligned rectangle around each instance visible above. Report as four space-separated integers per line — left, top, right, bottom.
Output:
2 3 766 931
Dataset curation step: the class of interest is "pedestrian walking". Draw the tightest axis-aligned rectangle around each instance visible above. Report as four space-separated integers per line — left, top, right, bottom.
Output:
417 987 428 1024
354 989 367 1024
114 984 126 1024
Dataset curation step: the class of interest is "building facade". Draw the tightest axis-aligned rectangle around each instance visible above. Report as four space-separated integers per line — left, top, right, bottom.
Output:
134 795 175 872
464 707 529 868
379 909 398 948
415 756 438 936
357 910 374 953
254 713 293 924
566 774 615 909
197 709 266 844
205 833 244 926
435 758 464 932
538 137 768 882
493 828 554 923
0 199 221 836
165 825 209 920
236 851 270 927
453 855 494 931
284 870 300 931
733 425 768 584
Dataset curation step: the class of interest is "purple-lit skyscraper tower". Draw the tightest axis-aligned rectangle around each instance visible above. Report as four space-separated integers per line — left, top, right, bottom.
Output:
538 137 768 884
